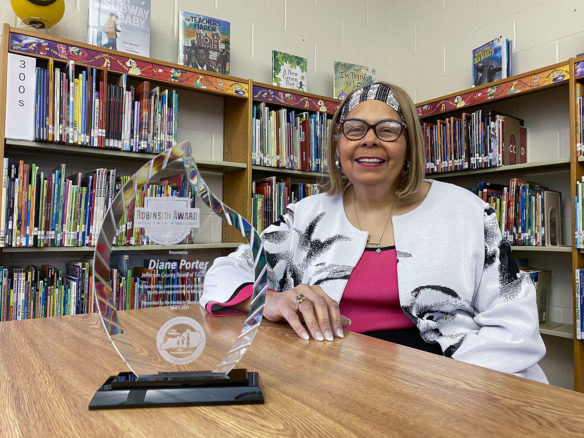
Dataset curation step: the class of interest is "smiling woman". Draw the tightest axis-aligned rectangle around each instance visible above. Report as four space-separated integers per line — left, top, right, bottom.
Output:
201 81 549 384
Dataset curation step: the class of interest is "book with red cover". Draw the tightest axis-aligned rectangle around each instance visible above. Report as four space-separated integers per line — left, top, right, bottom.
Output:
518 126 527 164
254 177 275 227
297 113 309 171
498 114 522 165
135 81 151 152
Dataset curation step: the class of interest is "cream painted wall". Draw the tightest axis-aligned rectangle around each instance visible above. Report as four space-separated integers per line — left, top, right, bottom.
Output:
391 0 584 102
0 0 391 98
4 1 584 101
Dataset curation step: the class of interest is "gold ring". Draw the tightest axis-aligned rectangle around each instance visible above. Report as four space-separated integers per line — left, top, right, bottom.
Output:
295 293 306 304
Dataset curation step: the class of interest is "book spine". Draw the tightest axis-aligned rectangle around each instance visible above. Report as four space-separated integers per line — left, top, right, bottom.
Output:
578 269 582 340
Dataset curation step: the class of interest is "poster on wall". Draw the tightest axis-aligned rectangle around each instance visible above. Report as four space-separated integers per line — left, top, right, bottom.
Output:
87 0 151 57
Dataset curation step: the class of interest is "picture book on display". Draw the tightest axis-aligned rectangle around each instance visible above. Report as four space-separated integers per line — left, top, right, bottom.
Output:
87 0 151 57
472 36 512 86
333 61 375 100
272 50 308 92
178 11 230 75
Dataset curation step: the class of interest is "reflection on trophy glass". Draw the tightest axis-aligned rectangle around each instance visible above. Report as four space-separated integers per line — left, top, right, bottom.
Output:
93 141 267 379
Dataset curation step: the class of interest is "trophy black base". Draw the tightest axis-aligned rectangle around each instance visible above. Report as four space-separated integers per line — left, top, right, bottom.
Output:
88 369 263 410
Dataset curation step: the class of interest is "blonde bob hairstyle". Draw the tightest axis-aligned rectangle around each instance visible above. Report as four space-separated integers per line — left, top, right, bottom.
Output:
323 82 425 199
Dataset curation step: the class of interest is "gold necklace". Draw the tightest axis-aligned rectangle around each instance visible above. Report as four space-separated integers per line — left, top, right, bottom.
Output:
353 190 394 254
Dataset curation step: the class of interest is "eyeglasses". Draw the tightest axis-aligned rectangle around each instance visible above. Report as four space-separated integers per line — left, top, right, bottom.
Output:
340 118 406 142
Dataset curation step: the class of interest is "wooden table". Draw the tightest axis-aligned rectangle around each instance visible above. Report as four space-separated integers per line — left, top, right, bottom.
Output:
1 313 584 437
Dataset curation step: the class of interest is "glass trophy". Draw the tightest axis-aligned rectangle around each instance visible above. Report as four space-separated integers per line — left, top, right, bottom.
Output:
89 141 267 410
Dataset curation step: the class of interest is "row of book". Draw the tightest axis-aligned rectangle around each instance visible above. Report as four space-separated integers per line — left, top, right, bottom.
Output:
252 177 320 233
0 159 117 248
9 55 178 155
574 269 584 340
252 102 331 173
108 254 206 311
0 262 93 322
113 173 198 247
573 178 584 249
0 158 202 248
575 82 584 157
576 269 584 340
476 179 561 246
0 258 206 321
423 110 526 174
110 266 202 311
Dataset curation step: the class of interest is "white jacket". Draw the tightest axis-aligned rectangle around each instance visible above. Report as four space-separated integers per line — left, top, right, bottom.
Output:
202 180 548 383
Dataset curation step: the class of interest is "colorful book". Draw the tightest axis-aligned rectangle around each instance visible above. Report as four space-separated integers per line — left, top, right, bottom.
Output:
472 36 512 86
87 0 151 57
333 61 375 100
272 50 307 92
178 11 230 74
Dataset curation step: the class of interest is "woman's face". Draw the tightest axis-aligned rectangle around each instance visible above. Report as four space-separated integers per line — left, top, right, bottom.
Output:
336 100 407 192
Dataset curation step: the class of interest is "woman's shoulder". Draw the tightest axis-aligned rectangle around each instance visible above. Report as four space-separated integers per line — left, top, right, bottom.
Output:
412 180 488 223
290 191 341 210
428 179 485 208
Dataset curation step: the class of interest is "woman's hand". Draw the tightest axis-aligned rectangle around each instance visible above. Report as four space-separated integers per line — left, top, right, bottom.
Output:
263 285 351 341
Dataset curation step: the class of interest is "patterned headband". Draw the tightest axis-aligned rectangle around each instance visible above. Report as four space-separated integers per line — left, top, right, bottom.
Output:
339 83 405 123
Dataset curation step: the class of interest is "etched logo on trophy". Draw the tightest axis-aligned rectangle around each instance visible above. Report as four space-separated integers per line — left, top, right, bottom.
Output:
157 317 206 365
134 197 200 245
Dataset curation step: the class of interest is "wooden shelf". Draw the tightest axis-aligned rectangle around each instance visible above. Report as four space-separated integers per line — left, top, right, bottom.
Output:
427 159 570 180
416 60 570 118
5 140 247 172
252 165 327 179
540 322 573 339
252 81 340 114
5 242 567 253
8 26 250 99
1 243 241 253
512 245 572 253
113 243 241 251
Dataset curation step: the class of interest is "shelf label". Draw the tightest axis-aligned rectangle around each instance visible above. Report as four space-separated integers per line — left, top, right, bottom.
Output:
5 53 36 141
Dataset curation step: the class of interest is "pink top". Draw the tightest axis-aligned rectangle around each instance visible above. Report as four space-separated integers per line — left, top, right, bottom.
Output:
206 247 414 333
339 246 414 332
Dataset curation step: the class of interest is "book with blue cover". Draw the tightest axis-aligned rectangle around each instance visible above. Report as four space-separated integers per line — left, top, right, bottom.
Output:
472 36 512 86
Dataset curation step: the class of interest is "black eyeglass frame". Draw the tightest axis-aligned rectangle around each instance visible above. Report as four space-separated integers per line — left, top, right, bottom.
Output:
340 118 407 142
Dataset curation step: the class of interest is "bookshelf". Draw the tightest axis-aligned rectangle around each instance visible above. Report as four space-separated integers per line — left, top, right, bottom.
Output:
416 60 584 390
1 242 241 253
249 81 339 231
0 25 256 321
571 56 584 392
252 165 328 179
5 140 247 171
3 24 254 243
0 25 339 321
429 159 570 180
